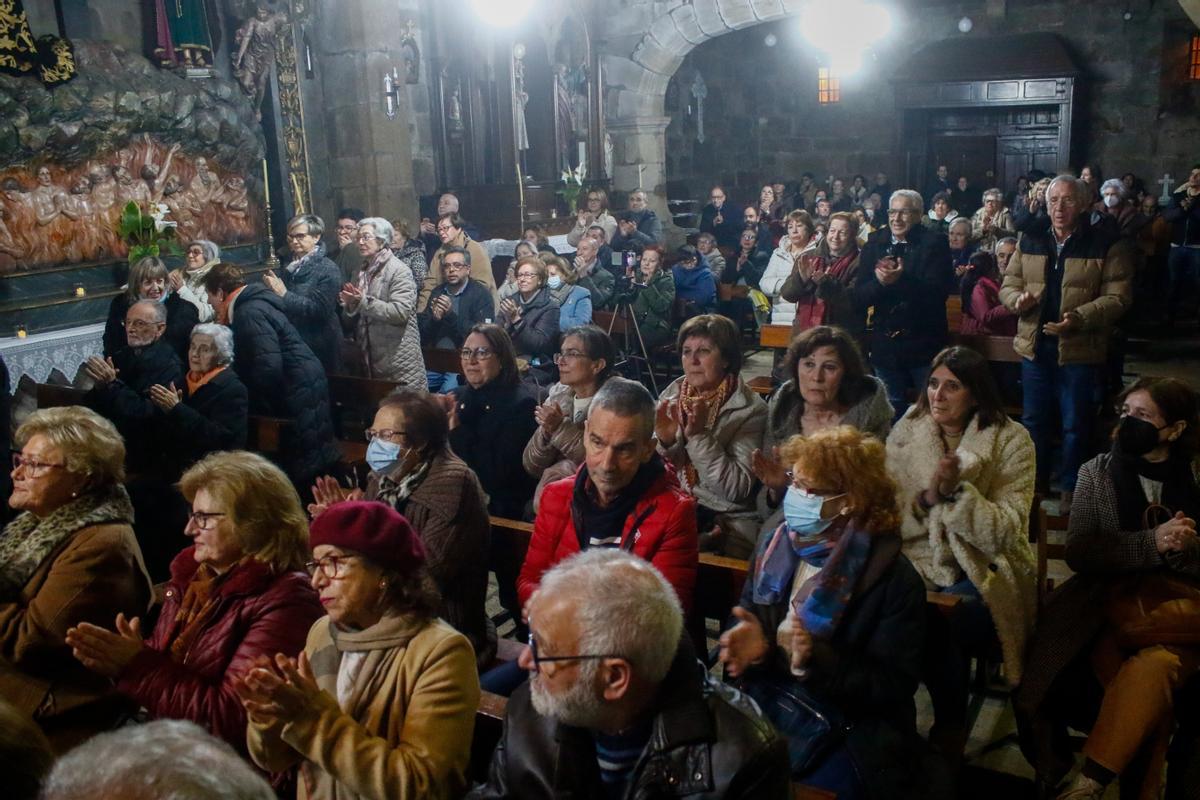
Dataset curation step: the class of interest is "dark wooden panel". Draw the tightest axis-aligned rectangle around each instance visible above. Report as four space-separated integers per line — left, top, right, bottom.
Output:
986 81 1021 100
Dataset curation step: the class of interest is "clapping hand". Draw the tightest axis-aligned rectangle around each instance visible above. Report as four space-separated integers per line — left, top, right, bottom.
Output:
932 451 962 498
654 397 679 448
875 256 903 286
66 613 144 678
307 475 362 518
750 447 790 492
1155 512 1197 554
1014 291 1039 314
1042 311 1079 337
718 607 769 679
84 355 118 386
263 270 286 297
534 401 565 435
149 382 182 411
435 393 460 430
339 282 363 309
430 295 452 320
681 398 708 439
168 269 185 292
235 652 321 725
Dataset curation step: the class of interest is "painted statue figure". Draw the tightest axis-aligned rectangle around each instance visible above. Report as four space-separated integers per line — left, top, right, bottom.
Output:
233 6 288 121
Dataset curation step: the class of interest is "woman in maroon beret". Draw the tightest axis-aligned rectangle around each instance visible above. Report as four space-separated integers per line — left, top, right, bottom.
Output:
238 500 480 800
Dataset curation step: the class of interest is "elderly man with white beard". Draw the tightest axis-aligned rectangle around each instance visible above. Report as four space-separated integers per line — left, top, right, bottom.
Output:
468 548 790 800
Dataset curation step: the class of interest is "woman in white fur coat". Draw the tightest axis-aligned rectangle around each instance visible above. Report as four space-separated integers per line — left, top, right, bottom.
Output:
886 345 1036 757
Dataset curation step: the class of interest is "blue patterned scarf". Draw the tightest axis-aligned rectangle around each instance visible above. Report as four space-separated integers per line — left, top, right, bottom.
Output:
752 520 872 639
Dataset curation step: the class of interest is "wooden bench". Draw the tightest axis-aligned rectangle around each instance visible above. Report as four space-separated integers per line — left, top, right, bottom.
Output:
747 375 776 397
760 324 791 349
35 382 86 408
327 374 401 440
1036 504 1071 607
422 347 464 375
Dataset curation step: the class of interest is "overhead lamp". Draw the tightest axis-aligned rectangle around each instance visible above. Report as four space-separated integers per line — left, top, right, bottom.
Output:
469 0 534 28
801 1 891 75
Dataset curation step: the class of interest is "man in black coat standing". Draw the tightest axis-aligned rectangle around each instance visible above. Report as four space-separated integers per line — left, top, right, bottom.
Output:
263 213 343 374
852 188 954 420
698 186 743 251
204 263 339 490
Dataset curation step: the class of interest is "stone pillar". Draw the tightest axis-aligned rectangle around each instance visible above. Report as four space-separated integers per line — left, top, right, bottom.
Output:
606 116 683 245
313 0 419 224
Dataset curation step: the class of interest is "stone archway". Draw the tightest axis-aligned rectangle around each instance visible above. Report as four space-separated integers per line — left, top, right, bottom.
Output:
598 0 803 235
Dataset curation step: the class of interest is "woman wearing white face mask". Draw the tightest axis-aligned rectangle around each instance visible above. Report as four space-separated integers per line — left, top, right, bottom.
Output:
720 426 927 799
542 254 593 330
306 389 496 667
1097 178 1145 237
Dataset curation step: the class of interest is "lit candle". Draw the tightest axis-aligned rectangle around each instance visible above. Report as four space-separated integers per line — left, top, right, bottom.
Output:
262 159 270 205
74 284 86 297
16 325 26 339
637 164 644 188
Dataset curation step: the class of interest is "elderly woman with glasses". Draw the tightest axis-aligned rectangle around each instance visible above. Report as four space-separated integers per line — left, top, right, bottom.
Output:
522 325 616 511
498 255 561 368
970 187 1016 252
308 389 496 666
262 213 343 374
240 501 480 800
544 255 593 331
104 256 200 364
169 239 220 322
65 451 321 786
2 407 152 751
340 217 428 388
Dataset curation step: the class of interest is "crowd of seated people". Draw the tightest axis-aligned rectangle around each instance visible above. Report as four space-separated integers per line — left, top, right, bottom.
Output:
4 162 1200 800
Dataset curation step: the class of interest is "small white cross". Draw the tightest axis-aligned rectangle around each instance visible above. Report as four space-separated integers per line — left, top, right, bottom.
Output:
1160 173 1174 201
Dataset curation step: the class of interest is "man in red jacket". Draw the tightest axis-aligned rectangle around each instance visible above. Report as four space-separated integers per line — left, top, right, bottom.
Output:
517 377 699 614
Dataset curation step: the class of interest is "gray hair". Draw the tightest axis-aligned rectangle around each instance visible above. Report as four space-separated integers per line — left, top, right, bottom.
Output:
948 217 972 235
888 189 924 216
130 298 167 324
40 720 274 800
189 240 220 263
982 187 1003 203
996 236 1018 250
538 549 683 686
357 217 394 247
287 213 325 237
589 376 655 440
1099 178 1127 200
190 323 234 366
1047 174 1089 206
441 245 471 267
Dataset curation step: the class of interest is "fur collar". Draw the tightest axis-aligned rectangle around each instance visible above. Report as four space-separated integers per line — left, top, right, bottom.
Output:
0 484 134 598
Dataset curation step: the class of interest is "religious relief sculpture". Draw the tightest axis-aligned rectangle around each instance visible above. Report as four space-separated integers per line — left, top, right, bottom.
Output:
233 5 288 120
150 0 218 71
0 137 259 274
400 20 420 85
446 74 464 134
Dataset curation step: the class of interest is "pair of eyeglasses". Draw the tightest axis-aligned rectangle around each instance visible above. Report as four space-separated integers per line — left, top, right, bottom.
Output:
305 554 360 580
516 272 539 280
11 451 66 476
286 231 312 241
460 347 494 362
356 233 378 242
365 428 408 442
124 320 163 331
887 209 916 218
443 261 469 269
527 630 627 673
552 350 588 364
187 510 226 530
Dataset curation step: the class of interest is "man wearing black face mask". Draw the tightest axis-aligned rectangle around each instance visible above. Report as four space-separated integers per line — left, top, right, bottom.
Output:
1016 376 1200 800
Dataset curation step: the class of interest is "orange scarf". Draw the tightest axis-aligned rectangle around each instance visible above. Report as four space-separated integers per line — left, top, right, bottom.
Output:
217 285 247 324
675 374 737 491
186 366 227 397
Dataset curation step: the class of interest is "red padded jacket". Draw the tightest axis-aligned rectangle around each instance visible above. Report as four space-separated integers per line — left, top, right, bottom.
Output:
516 470 699 612
117 547 322 763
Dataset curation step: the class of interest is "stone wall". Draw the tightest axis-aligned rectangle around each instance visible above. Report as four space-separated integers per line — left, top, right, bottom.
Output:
660 1 1200 201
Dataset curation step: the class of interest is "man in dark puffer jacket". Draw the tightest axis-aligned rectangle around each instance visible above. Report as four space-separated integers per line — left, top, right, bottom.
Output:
203 263 338 490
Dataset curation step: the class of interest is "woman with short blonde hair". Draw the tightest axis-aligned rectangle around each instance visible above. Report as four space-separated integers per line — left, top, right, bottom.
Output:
104 256 199 362
3 406 151 750
66 451 321 782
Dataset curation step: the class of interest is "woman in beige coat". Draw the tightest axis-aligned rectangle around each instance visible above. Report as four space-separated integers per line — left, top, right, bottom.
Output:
655 314 766 558
886 345 1036 757
341 217 427 389
240 501 479 800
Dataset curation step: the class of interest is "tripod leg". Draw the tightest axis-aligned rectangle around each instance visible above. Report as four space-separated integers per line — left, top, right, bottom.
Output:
628 310 659 396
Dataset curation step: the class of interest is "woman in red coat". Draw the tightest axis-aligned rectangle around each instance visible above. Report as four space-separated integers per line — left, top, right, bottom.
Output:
66 451 322 784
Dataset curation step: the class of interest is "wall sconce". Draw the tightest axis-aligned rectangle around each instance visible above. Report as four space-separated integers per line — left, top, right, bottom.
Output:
73 283 86 298
15 323 27 339
382 67 401 119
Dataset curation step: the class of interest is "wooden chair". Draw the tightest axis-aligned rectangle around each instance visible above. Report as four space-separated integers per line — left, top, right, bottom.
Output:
759 324 792 349
246 416 290 458
470 691 508 781
945 295 963 333
747 375 776 397
1036 504 1071 608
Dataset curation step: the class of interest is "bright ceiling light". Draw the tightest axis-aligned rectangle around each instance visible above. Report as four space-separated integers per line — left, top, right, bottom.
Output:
469 0 534 28
801 1 891 74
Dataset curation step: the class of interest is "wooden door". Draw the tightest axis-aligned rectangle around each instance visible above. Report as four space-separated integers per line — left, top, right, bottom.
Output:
930 134 996 188
997 136 1059 190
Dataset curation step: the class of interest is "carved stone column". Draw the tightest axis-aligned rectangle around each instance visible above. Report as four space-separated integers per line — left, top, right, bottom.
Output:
606 116 679 243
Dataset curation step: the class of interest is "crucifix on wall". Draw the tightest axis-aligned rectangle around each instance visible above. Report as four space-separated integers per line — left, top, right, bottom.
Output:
1159 173 1174 202
690 71 708 144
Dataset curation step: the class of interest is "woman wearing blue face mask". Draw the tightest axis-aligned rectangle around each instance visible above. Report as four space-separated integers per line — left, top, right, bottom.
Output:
1017 377 1200 800
306 388 496 667
720 426 928 800
543 254 593 331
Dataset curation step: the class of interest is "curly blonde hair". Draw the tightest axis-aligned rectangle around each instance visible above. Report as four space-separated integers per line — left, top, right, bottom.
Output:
15 406 125 488
178 452 308 571
779 426 900 534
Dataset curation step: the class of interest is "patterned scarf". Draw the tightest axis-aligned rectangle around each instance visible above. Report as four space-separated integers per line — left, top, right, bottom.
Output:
285 240 327 275
0 485 134 599
675 374 737 490
374 453 433 513
752 519 871 639
166 562 225 662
